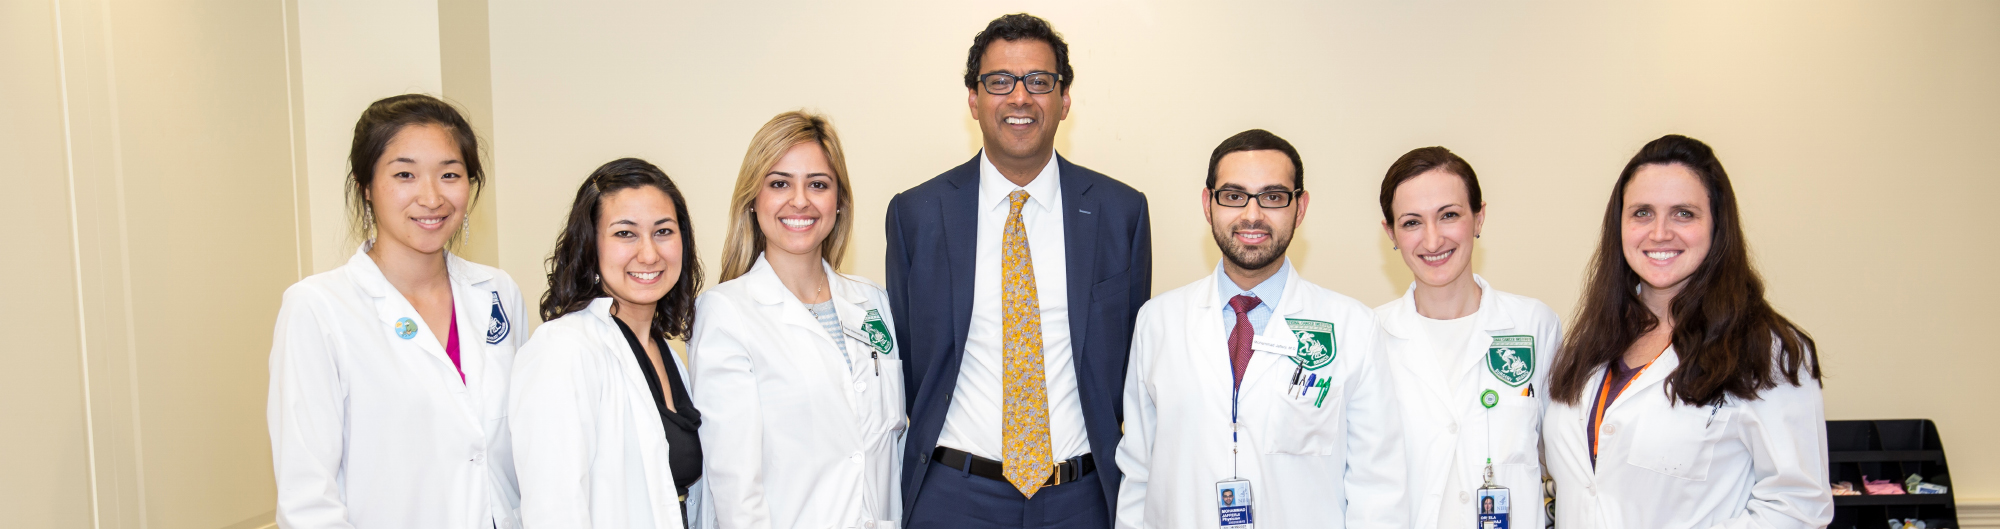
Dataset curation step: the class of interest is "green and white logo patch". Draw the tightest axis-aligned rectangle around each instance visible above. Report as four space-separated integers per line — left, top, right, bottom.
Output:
1285 318 1337 370
862 309 894 355
1487 335 1535 387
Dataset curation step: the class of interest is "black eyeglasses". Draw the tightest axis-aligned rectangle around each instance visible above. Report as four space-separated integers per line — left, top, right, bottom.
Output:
978 71 1062 95
1211 188 1301 208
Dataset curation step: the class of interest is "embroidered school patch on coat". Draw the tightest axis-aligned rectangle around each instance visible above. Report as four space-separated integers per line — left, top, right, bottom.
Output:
1285 318 1336 370
485 292 511 345
862 309 893 354
1487 335 1535 387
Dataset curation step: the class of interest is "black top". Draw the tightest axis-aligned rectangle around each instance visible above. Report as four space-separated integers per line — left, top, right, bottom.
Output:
612 318 704 506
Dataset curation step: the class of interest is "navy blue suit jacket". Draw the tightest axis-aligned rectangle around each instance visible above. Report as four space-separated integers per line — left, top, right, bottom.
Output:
884 153 1152 519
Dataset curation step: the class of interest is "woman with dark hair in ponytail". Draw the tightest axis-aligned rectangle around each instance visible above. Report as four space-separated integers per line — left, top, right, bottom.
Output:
268 94 524 528
1543 135 1831 529
510 158 711 528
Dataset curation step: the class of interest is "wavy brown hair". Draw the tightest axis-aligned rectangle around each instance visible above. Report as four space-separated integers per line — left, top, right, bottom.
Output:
1549 135 1820 408
540 158 701 341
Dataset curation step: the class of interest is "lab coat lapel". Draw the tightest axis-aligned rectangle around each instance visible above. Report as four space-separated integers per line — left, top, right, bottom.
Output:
351 247 478 427
1242 265 1304 394
1183 273 1236 403
1381 289 1455 414
747 255 862 416
1450 276 1515 415
1608 345 1680 415
587 299 677 512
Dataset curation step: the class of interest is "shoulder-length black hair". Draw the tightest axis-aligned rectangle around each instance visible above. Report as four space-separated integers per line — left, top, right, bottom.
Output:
1549 134 1820 408
539 158 702 341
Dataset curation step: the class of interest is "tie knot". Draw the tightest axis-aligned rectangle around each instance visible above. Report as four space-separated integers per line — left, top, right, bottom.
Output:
1007 189 1032 214
1228 294 1260 314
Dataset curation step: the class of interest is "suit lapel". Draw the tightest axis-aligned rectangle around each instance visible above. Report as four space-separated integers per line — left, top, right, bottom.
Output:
942 156 980 357
1059 155 1099 376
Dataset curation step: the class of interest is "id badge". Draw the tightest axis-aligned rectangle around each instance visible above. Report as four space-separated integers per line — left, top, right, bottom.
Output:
1475 485 1509 529
1216 479 1254 528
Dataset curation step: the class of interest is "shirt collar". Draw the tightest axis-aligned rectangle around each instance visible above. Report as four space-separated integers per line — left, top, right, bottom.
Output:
977 150 1062 213
1214 258 1291 311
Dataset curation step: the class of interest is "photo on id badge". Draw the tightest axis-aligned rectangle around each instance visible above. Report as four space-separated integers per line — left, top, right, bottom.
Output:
1477 487 1510 529
1216 479 1253 528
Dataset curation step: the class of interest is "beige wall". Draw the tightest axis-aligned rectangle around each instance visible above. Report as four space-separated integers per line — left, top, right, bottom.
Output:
483 0 2000 502
4 1 1996 527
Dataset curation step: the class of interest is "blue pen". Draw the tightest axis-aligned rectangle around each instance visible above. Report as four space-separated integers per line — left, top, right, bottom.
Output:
1301 373 1317 396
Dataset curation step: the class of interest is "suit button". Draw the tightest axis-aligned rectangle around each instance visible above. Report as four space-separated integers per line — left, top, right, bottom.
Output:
919 454 929 464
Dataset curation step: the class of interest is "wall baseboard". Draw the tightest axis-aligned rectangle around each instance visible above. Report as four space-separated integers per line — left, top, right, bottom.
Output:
1962 499 2000 529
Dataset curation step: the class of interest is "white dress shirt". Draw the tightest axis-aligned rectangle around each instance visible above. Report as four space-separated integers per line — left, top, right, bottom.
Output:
935 151 1089 461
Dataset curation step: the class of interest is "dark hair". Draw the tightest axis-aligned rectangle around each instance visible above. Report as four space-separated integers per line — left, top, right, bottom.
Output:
1378 146 1482 222
346 94 484 240
1206 129 1303 190
1549 134 1820 408
540 158 702 341
963 13 1074 94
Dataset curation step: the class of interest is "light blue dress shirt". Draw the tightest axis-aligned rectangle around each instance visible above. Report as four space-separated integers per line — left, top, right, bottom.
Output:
1216 258 1291 337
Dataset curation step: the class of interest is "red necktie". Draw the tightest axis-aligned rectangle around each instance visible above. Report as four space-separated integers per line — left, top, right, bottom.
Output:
1228 295 1260 389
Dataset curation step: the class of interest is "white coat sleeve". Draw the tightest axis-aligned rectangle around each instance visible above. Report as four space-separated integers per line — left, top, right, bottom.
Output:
1706 369 1834 529
689 295 773 529
1341 315 1410 529
509 325 598 528
1113 305 1161 529
267 285 358 529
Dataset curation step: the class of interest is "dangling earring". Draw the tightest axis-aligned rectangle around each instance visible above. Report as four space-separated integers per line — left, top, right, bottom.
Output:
460 216 472 240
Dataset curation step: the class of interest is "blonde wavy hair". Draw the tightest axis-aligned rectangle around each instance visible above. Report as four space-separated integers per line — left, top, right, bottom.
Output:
717 110 854 282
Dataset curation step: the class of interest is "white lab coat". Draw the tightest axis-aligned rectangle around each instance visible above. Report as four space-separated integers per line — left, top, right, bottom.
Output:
1375 275 1560 529
1117 263 1408 529
689 255 907 529
511 297 714 529
268 244 524 529
1544 345 1833 529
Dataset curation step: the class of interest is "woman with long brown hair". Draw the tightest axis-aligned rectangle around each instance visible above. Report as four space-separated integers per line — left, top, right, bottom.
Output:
510 158 710 528
1543 135 1831 528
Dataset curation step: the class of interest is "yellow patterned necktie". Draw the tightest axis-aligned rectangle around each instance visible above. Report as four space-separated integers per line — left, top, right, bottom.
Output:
1000 189 1054 497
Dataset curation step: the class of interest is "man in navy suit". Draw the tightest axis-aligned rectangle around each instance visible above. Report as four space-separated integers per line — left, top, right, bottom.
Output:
885 13 1151 529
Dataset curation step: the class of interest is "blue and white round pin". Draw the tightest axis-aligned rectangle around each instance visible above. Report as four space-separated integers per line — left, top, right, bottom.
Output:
394 317 418 340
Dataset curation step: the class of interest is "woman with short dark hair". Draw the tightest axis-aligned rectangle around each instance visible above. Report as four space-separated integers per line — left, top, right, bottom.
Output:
1543 135 1831 529
510 158 710 528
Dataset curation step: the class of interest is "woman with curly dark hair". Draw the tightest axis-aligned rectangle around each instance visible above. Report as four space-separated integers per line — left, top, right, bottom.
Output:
510 158 711 528
1543 135 1831 529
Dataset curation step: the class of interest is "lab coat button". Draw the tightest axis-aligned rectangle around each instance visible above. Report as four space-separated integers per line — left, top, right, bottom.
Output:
864 521 876 529
1460 491 1471 503
1603 424 1617 435
1447 423 1458 434
1587 485 1597 496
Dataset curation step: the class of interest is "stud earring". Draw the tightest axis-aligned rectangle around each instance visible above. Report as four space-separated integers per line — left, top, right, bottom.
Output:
1392 245 1399 250
1475 234 1481 239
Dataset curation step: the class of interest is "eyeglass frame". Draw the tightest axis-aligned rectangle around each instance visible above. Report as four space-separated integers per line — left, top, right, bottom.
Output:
1208 186 1303 209
976 71 1064 95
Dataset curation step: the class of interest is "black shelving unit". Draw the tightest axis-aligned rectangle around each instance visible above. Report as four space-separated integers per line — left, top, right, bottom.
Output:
1827 419 1957 528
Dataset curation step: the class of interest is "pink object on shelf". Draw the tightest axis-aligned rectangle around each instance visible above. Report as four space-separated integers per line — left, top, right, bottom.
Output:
1862 476 1905 495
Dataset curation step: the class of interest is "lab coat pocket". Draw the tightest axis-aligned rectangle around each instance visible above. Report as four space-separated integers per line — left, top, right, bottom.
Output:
877 358 908 434
1258 382 1341 456
1625 404 1733 481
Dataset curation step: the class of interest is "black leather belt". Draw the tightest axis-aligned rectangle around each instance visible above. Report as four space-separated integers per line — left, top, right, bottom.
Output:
932 446 1095 487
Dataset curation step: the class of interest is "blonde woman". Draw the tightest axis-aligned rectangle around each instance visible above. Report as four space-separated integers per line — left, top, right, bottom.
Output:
690 111 906 529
